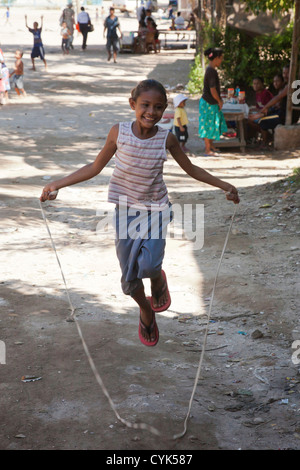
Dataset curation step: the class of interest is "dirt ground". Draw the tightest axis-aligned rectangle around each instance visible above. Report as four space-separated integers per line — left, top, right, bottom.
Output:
1 6 300 452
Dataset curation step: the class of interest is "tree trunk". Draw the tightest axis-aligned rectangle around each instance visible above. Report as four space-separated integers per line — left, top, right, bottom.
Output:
286 0 300 125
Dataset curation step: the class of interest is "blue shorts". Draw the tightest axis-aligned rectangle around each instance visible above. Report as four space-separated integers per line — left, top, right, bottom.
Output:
106 37 119 53
114 204 172 296
31 44 45 60
12 74 24 90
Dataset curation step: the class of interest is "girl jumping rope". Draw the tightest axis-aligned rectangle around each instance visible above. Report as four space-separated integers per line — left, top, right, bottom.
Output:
40 79 239 347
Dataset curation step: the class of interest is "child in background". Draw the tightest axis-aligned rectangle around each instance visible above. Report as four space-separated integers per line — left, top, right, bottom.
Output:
61 21 71 54
40 79 239 347
145 17 159 53
25 15 47 71
173 93 189 152
10 50 26 97
0 45 10 104
0 69 5 105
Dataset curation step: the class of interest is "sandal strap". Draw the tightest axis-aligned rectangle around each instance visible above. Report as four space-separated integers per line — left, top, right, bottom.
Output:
139 314 155 336
151 281 167 302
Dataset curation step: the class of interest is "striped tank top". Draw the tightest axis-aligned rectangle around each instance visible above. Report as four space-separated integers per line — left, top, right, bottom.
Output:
108 121 169 211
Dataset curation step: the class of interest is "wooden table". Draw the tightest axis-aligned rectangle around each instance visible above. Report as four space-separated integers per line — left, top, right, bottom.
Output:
213 109 246 153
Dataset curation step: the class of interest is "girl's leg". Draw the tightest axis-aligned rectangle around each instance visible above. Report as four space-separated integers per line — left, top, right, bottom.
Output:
132 284 157 343
150 271 169 309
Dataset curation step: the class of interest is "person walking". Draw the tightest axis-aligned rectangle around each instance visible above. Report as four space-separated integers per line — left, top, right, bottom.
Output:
103 7 122 63
61 3 75 49
77 6 92 50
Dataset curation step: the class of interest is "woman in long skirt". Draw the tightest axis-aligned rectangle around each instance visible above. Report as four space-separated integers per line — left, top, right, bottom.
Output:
199 47 227 156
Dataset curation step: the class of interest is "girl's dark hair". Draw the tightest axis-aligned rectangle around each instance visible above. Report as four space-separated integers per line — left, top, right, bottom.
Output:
204 47 223 60
131 79 167 104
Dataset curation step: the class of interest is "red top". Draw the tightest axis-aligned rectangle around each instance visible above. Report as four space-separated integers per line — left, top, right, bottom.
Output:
256 89 273 109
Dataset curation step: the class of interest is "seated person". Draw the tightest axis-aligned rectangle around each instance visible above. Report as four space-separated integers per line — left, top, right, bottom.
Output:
249 74 284 121
271 74 285 107
174 11 185 30
186 12 196 30
253 66 300 147
133 19 148 52
145 17 160 53
254 76 273 110
246 76 273 142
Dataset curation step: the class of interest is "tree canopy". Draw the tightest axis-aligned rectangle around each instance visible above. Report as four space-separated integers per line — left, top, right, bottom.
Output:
245 0 295 14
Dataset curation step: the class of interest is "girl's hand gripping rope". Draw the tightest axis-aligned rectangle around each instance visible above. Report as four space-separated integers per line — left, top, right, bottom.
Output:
225 185 240 205
40 184 59 202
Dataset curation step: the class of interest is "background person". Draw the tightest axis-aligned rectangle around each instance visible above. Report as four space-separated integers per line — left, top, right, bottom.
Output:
104 7 122 63
61 3 75 49
256 66 300 147
198 47 227 156
25 15 47 71
77 6 91 50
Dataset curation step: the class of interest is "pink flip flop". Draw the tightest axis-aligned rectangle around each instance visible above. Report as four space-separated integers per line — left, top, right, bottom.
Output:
139 299 159 347
150 270 171 312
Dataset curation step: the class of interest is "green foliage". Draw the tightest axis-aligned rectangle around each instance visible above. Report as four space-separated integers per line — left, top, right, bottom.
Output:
187 55 205 94
187 21 294 94
222 22 293 89
245 0 294 14
187 22 225 94
273 167 300 193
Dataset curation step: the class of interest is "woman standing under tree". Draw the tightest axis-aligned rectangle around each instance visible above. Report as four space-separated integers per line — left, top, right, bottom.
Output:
198 47 227 156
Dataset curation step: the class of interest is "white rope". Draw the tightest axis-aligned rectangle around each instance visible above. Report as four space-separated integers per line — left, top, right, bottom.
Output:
173 204 237 439
39 198 161 436
39 196 237 440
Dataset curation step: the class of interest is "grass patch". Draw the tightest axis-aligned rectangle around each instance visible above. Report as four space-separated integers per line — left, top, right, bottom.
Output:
272 168 300 194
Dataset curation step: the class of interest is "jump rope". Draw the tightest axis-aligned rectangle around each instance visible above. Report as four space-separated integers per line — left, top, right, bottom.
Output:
39 192 237 440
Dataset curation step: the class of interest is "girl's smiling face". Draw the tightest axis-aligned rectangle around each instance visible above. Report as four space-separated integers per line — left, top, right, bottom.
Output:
130 89 167 130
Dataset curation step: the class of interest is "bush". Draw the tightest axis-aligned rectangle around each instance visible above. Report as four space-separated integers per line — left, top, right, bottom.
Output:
187 54 205 95
187 22 294 95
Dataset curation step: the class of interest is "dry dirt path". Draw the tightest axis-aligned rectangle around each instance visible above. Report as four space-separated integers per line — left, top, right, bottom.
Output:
1 7 300 452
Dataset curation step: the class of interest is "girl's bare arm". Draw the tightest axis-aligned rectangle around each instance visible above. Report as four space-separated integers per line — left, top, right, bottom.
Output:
40 125 118 201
